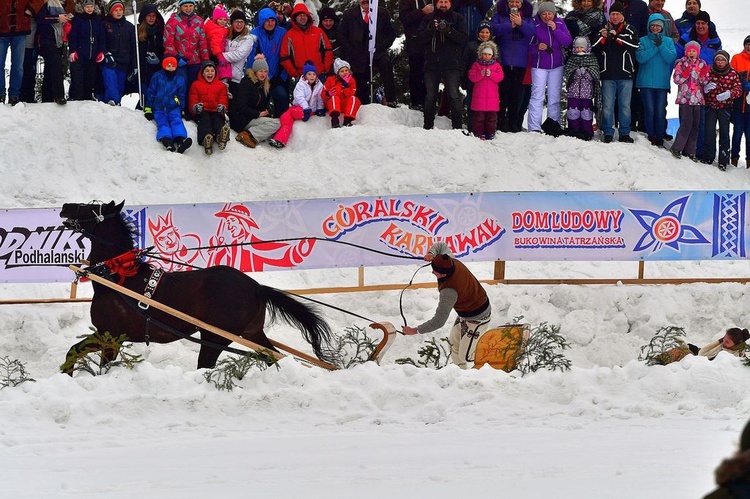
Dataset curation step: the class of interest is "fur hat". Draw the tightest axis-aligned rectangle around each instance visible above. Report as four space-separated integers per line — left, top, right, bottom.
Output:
252 56 269 72
230 9 247 22
107 0 124 14
609 1 624 13
684 40 701 56
726 327 750 346
178 0 195 6
713 50 730 62
303 60 318 76
333 58 350 75
213 4 229 20
694 10 710 24
430 254 455 274
537 2 556 15
477 40 498 59
162 56 177 70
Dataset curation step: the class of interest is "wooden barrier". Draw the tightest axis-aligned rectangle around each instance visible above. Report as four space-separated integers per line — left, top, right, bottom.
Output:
3 260 750 305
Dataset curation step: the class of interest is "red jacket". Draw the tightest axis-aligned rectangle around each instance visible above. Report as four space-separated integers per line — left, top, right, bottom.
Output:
322 74 356 105
280 3 333 77
704 67 742 110
731 51 750 113
1 0 45 36
188 71 229 113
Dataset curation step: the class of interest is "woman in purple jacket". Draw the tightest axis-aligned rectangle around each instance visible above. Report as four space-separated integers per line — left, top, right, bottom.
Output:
527 1 571 133
491 0 534 132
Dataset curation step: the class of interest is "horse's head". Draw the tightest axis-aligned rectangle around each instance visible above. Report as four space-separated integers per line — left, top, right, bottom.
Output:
61 201 125 233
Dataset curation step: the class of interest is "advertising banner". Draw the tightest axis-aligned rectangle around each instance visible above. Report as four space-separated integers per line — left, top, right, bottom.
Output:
1 190 747 283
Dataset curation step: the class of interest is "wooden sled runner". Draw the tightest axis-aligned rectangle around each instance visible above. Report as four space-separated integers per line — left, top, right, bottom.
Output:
474 324 530 372
70 265 396 371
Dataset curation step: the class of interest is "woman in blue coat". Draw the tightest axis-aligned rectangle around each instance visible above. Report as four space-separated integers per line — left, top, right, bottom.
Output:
635 13 676 147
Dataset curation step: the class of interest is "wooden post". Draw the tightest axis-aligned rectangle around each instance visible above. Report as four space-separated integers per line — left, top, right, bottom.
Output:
638 261 645 280
358 265 364 288
494 260 506 280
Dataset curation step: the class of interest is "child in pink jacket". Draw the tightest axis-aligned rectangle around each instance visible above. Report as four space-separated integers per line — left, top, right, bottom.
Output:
468 41 504 140
204 4 232 82
670 40 710 160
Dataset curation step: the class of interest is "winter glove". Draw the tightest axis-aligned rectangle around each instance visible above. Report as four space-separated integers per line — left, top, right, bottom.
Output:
145 51 160 65
653 36 662 47
177 58 187 68
104 52 116 69
544 46 554 54
704 82 717 93
327 86 338 96
144 107 154 121
315 108 326 117
341 73 352 88
68 51 78 63
302 108 312 121
716 90 731 102
681 67 692 78
127 68 138 82
217 103 227 114
192 102 204 115
95 52 105 63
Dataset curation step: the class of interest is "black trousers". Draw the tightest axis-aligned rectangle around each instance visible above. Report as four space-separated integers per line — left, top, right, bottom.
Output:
195 111 226 143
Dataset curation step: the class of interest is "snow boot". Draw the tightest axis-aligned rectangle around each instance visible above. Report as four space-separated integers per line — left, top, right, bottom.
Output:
217 123 230 150
174 137 192 154
731 157 739 167
268 138 285 149
343 116 353 127
331 112 340 128
236 130 257 148
203 135 213 155
160 137 176 152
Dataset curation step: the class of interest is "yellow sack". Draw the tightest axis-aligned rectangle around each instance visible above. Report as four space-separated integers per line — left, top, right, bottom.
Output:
474 324 530 372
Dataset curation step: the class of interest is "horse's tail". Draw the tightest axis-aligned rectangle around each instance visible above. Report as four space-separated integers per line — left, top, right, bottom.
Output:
260 285 339 366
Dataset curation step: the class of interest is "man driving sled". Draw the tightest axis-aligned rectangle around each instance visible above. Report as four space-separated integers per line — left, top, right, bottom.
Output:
403 242 492 369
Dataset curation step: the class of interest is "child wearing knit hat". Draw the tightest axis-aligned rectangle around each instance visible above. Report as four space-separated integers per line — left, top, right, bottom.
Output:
322 58 361 128
670 39 710 161
143 57 193 153
700 50 741 170
268 60 325 148
563 36 600 141
204 5 233 83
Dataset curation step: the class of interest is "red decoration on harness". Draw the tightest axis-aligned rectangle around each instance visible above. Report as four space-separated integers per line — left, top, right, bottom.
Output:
104 250 142 284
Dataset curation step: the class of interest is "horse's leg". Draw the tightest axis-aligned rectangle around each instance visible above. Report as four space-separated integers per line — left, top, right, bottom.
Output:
196 330 231 369
241 320 280 367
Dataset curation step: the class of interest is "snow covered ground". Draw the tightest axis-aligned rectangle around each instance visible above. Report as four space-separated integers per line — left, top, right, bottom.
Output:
1 0 750 497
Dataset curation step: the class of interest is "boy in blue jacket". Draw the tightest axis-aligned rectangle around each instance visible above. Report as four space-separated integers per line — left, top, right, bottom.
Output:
144 57 193 153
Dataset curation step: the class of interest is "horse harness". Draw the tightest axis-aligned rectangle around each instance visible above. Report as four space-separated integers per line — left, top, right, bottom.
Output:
76 250 247 357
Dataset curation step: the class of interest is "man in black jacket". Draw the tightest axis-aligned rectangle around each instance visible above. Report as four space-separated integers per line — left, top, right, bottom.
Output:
399 0 433 109
417 0 467 130
338 0 397 105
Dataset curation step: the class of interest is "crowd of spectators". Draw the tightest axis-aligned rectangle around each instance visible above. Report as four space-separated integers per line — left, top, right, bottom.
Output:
1 0 749 166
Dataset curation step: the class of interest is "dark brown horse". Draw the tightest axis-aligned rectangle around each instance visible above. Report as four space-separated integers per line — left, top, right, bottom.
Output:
60 201 337 373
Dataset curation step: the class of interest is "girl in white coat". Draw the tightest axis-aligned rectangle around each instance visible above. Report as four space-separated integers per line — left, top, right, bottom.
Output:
269 60 325 148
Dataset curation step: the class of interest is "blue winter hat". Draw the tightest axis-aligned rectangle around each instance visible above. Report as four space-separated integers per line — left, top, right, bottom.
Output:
302 60 317 76
178 0 195 6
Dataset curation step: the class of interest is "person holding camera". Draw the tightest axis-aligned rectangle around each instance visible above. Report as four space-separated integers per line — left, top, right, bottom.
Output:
417 0 467 130
527 2 571 134
592 1 639 143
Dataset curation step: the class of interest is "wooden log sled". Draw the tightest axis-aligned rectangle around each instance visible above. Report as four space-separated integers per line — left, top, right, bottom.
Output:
70 265 397 371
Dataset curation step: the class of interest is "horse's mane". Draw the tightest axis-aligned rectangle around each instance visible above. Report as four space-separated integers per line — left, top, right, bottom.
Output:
116 212 140 249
